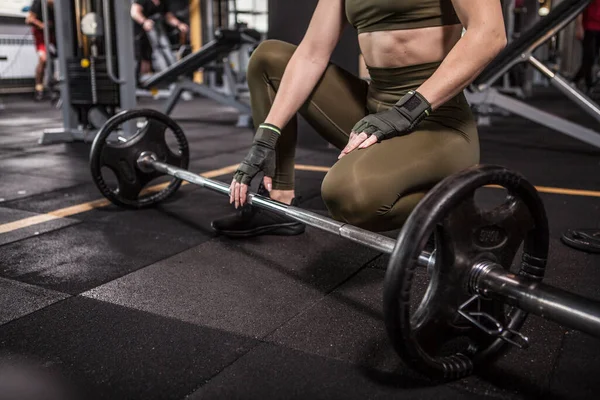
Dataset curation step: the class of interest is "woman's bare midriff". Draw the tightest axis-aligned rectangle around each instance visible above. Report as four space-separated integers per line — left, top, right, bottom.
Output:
359 24 463 68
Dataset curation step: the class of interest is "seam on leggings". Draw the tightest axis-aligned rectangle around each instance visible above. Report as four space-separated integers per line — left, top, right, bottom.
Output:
266 76 351 138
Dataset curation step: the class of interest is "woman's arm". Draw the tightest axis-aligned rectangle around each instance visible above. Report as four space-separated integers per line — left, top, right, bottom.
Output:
417 0 507 109
576 13 585 41
130 3 147 25
25 12 44 30
263 0 347 128
165 12 189 33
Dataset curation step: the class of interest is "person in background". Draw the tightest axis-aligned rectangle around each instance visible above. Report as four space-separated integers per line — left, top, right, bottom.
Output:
574 0 600 92
25 0 55 101
130 0 189 79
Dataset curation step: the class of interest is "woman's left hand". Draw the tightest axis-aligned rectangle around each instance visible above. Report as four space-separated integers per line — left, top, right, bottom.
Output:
338 130 378 159
178 23 189 33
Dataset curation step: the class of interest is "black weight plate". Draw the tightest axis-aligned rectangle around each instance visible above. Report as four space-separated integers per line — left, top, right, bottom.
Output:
90 109 190 209
383 165 549 380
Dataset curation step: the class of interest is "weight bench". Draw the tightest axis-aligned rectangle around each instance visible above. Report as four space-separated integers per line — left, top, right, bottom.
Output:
466 0 600 149
140 28 261 127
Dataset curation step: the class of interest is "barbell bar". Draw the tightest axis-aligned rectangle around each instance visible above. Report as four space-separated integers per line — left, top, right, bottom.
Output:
90 109 600 380
471 261 600 337
140 152 436 268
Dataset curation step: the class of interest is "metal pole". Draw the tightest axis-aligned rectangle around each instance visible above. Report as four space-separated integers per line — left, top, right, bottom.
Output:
528 55 600 124
143 157 434 266
472 262 600 338
102 0 124 83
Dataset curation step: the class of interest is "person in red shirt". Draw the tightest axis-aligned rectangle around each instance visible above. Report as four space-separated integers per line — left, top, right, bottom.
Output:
25 0 56 101
574 0 600 91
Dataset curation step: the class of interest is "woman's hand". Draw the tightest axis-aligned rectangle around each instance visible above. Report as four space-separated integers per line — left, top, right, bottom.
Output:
338 90 431 159
177 22 189 34
142 19 154 32
229 123 280 208
338 131 376 159
230 176 273 209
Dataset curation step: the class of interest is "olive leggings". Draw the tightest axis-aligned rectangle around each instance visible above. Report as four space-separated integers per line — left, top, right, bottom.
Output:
247 40 480 232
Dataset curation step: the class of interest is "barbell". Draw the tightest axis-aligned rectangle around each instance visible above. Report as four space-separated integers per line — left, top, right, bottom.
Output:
89 109 600 380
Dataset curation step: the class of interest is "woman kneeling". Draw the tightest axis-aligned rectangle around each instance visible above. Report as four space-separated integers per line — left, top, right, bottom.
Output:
212 0 506 236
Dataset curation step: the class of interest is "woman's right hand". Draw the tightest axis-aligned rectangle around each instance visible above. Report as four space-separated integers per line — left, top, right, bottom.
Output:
142 19 154 32
230 124 281 208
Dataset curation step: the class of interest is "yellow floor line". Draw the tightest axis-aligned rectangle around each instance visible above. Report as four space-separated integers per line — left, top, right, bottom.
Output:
298 165 600 198
0 164 239 235
295 164 331 173
534 185 600 198
1 163 599 236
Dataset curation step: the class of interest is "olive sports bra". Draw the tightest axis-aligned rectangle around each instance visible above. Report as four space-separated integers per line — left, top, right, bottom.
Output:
346 0 461 34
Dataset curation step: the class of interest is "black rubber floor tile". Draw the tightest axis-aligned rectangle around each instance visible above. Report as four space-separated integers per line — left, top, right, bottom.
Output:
83 229 379 338
267 268 400 372
0 278 68 325
479 126 600 191
546 332 600 400
187 150 246 174
0 296 258 400
0 152 87 177
0 172 81 203
0 207 80 246
2 183 103 214
541 194 600 239
78 187 235 237
268 267 566 399
190 343 480 400
0 221 205 294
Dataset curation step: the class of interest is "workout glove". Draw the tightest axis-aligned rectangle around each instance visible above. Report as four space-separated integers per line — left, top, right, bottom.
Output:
352 90 432 141
233 123 281 185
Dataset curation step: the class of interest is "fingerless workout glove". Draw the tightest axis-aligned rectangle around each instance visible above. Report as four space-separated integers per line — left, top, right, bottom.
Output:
352 90 432 141
233 123 281 185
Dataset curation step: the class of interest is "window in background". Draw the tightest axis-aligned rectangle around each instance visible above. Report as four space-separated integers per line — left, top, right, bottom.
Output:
230 0 268 33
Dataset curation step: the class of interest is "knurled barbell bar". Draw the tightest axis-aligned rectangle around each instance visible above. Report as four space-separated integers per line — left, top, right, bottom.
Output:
90 109 600 381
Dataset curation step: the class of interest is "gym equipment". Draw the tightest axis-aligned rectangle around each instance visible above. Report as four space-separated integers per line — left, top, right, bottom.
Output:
41 0 137 144
466 0 600 149
562 229 600 253
139 27 261 126
90 109 600 380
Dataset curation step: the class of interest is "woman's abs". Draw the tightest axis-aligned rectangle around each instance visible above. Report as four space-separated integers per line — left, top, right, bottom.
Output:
359 24 463 68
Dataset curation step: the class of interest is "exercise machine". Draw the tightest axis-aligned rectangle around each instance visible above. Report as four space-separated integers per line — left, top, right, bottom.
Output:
467 0 600 149
139 26 261 127
40 0 137 144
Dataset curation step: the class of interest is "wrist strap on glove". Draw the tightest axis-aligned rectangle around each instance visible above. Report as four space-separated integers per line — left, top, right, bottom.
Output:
254 123 281 148
394 90 432 129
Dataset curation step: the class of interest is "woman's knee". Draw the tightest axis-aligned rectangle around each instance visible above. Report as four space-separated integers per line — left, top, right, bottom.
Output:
247 40 295 79
321 170 378 228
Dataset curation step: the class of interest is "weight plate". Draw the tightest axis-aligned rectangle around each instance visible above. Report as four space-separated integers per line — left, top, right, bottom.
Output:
90 108 189 209
383 165 549 379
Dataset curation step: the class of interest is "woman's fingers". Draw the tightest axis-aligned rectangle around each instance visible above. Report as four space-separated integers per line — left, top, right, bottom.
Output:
233 181 241 209
358 135 378 149
339 132 369 159
339 132 358 159
229 179 236 204
263 176 273 192
239 184 249 207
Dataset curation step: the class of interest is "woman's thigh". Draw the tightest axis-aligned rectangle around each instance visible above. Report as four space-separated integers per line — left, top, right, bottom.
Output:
321 120 479 231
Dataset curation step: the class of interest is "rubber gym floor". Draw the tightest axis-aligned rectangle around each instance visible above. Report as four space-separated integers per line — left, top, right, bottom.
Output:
0 91 599 400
